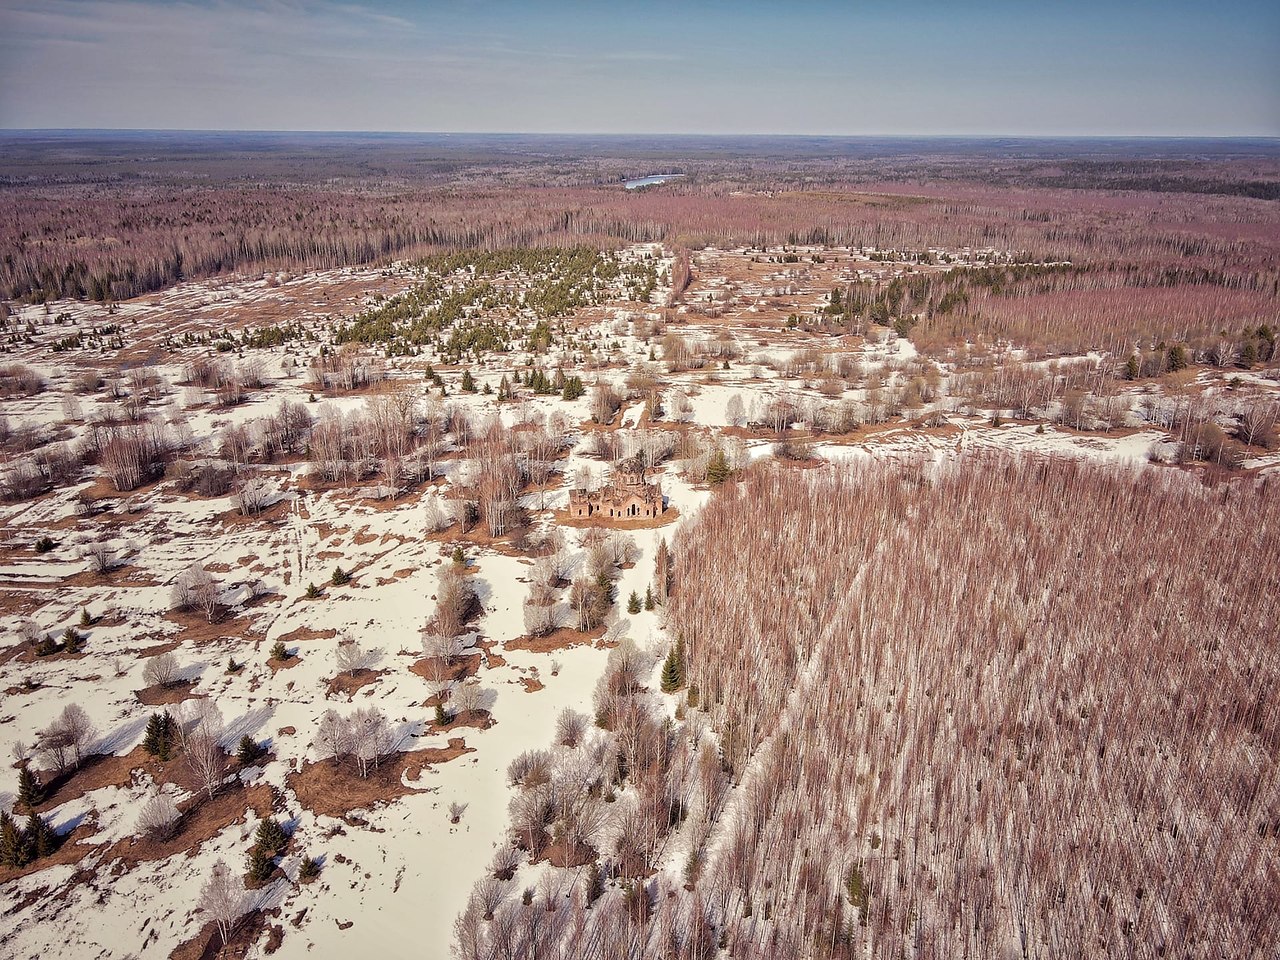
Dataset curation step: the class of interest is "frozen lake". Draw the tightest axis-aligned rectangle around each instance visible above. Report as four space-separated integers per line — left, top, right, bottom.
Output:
624 173 685 189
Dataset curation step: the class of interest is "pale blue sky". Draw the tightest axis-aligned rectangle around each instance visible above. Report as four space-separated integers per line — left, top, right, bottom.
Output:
0 0 1276 135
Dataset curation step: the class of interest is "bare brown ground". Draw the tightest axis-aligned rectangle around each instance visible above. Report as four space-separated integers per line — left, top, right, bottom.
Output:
77 474 165 503
428 521 533 558
553 507 680 531
505 626 607 654
273 625 337 645
325 668 385 698
216 498 292 527
1 761 271 887
105 781 274 869
0 590 50 623
310 522 350 541
287 741 473 818
135 679 200 706
130 637 183 658
163 609 264 647
10 645 89 666
267 655 301 674
520 676 545 693
62 562 161 588
427 710 493 735
476 638 507 668
375 567 419 585
410 653 481 685
29 748 145 813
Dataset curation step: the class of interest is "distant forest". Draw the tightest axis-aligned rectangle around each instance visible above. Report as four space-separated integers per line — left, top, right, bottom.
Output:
2 134 1277 350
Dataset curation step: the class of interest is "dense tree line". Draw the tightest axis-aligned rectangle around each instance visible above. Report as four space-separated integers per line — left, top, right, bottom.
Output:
457 457 1280 958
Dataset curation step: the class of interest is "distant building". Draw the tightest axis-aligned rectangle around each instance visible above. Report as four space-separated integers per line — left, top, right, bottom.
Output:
568 457 665 520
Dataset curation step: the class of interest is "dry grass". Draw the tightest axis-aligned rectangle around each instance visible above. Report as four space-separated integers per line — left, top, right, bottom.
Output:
287 742 473 819
504 626 607 654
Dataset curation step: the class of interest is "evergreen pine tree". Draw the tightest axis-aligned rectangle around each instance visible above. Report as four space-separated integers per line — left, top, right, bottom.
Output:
62 627 84 654
79 607 91 628
17 766 42 811
14 818 35 867
237 736 263 766
255 818 288 854
143 711 177 761
29 811 55 859
0 811 20 867
461 369 477 393
660 638 685 693
1124 354 1140 380
627 591 641 615
644 586 655 611
246 844 275 886
654 539 671 603
706 449 731 485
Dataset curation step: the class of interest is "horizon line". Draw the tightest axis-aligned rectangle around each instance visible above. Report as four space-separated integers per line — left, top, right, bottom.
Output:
3 128 1279 142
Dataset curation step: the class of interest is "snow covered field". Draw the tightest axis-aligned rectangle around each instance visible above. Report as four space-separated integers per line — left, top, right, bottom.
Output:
0 242 1275 958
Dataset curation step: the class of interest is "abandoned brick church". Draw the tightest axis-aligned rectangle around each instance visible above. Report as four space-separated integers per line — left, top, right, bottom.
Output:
568 457 665 520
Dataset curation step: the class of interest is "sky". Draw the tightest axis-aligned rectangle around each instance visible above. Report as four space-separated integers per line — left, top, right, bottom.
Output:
0 0 1276 136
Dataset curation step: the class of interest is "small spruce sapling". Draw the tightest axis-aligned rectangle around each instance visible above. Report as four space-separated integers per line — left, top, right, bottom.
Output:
237 736 264 766
246 844 275 886
62 628 84 654
143 712 175 761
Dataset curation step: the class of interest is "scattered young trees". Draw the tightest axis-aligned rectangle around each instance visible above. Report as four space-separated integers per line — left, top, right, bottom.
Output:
35 704 96 774
170 564 221 623
311 707 397 778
